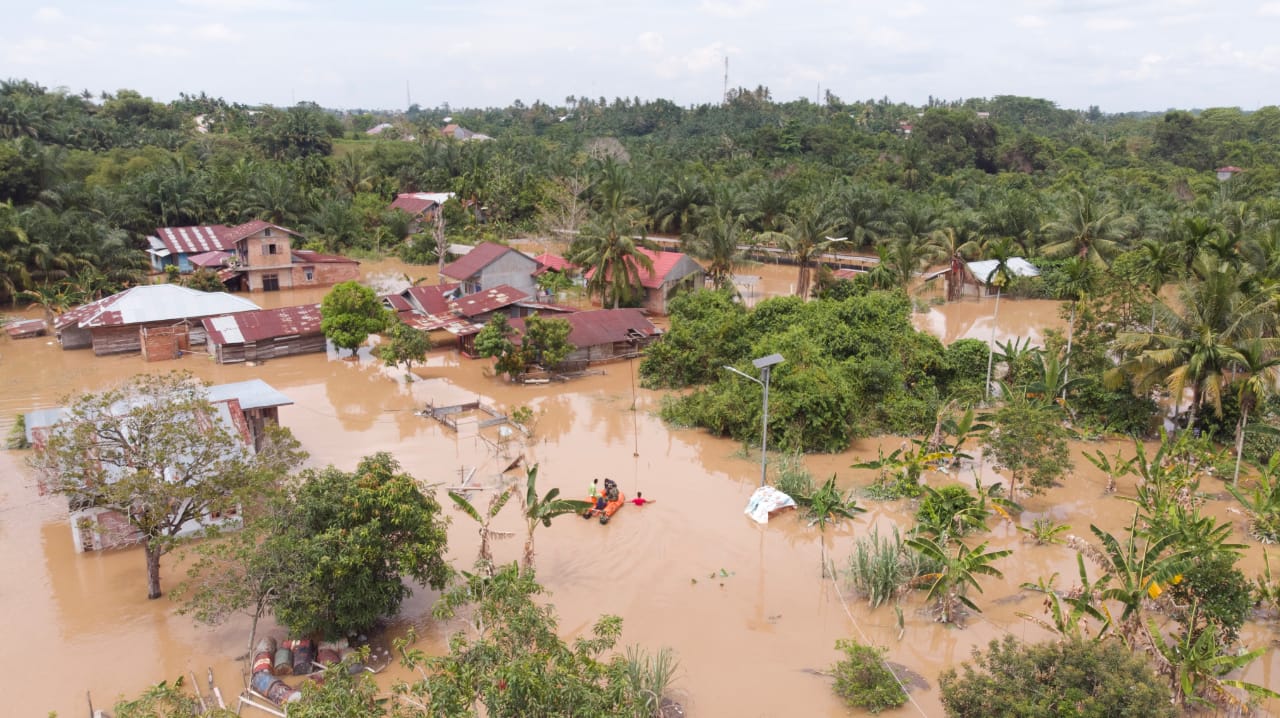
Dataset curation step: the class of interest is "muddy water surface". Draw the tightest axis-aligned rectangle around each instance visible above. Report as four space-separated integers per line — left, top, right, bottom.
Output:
1 261 1276 717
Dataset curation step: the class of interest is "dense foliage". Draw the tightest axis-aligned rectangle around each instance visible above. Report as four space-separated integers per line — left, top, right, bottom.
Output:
830 639 908 713
320 280 390 354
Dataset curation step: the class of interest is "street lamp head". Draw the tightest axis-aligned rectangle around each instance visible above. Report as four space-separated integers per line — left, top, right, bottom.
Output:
752 353 785 370
722 365 762 385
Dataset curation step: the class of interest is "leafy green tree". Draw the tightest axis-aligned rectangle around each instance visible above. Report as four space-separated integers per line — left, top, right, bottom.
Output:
760 197 843 300
320 280 390 356
830 639 908 714
983 395 1073 497
30 372 305 599
1166 554 1252 645
273 452 451 639
1041 189 1131 266
939 636 1174 718
376 321 429 378
474 313 525 378
112 677 236 718
1229 339 1280 484
519 314 575 370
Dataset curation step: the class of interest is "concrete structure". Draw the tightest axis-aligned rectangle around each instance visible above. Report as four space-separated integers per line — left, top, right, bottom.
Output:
147 221 359 291
55 284 261 355
441 242 539 296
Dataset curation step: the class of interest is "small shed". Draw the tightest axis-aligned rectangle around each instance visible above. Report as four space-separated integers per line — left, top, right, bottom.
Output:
4 318 48 339
511 308 659 369
202 303 325 364
952 257 1040 299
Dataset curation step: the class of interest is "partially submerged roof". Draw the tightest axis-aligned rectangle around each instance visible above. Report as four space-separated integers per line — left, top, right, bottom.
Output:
965 257 1040 285
401 283 463 315
189 250 233 268
56 285 261 330
512 308 657 348
153 225 232 255
202 303 323 345
448 284 530 318
585 248 698 289
206 379 295 411
390 192 455 215
441 242 534 281
291 249 358 265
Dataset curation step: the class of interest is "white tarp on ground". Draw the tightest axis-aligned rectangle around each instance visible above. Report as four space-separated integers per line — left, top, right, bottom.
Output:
744 486 798 524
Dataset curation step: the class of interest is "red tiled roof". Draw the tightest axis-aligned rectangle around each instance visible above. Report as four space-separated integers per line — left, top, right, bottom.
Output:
512 308 656 348
585 248 692 289
441 242 532 281
534 253 577 273
155 225 233 254
291 249 358 265
447 285 529 318
201 303 322 345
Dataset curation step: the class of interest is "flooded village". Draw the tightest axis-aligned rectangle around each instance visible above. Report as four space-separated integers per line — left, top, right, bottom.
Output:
2 251 1277 717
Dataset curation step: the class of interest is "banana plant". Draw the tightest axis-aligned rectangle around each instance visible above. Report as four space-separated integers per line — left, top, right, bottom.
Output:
449 486 516 578
1148 605 1280 710
1018 553 1111 640
805 474 866 577
520 464 592 570
905 536 1011 624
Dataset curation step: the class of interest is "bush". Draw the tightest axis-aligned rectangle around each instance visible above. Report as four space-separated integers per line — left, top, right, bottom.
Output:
940 636 1174 718
831 639 908 714
773 453 815 500
1167 554 1253 645
846 526 924 608
915 484 984 537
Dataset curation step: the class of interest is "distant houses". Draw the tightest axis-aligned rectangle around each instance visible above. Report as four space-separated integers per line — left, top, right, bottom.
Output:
55 284 261 355
146 220 359 291
950 257 1041 299
389 192 455 233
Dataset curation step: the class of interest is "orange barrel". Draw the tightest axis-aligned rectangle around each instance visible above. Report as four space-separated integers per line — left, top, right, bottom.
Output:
291 639 314 675
273 647 293 675
252 651 273 675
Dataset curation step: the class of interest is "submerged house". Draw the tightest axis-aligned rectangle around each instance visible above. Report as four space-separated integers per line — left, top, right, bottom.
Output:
440 242 539 296
389 192 455 233
391 282 574 353
24 379 292 552
202 303 325 364
55 284 261 355
512 308 658 369
585 248 705 314
950 257 1041 300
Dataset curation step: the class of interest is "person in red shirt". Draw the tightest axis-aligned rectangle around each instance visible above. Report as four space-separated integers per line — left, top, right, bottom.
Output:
631 491 654 506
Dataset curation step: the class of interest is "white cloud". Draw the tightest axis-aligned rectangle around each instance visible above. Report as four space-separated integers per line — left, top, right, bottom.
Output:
1260 2 1280 15
889 1 926 18
179 0 306 10
698 0 765 18
653 41 734 79
197 23 240 42
1085 16 1134 31
133 44 190 58
1014 15 1047 28
637 31 665 54
34 7 64 22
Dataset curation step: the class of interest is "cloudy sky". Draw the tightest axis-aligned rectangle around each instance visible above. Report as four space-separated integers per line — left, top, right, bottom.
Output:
5 1 1279 112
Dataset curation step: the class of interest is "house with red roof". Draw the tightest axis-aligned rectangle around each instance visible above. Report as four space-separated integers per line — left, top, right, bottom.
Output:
584 248 705 314
389 192 455 233
511 308 659 368
147 221 359 291
441 241 540 296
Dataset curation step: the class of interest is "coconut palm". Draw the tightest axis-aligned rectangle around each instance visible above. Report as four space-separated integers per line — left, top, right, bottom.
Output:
876 235 944 290
520 464 591 570
1230 339 1280 485
1052 256 1096 398
1042 189 1130 266
686 203 751 290
905 536 1011 624
1132 237 1181 330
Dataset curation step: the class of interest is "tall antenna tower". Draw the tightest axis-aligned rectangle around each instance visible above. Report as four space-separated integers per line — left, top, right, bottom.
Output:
723 56 729 104
406 80 412 110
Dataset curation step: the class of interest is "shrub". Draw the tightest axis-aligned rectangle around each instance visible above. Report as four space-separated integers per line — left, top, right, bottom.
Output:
1166 554 1252 645
939 636 1174 718
831 639 908 714
773 452 815 500
847 526 916 608
914 484 985 538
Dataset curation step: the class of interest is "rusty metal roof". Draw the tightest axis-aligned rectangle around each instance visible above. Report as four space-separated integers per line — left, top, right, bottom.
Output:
390 192 454 216
201 303 322 345
154 225 233 254
291 249 358 265
56 285 260 330
511 308 656 348
447 284 529 318
402 283 462 315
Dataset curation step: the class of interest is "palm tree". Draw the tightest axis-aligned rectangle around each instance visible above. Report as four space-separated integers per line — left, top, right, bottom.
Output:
1230 339 1280 485
1051 256 1096 398
981 237 1018 401
876 235 943 290
520 464 590 570
760 198 843 300
1132 237 1181 330
686 203 751 290
571 163 654 308
904 536 1011 624
1042 189 1130 266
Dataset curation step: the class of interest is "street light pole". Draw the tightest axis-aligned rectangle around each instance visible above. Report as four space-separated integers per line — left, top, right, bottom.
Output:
723 353 785 487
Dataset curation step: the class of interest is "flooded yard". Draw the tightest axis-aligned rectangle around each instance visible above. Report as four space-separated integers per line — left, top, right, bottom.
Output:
1 261 1275 717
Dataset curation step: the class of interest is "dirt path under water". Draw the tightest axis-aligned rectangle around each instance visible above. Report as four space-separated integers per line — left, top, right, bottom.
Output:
0 261 1275 717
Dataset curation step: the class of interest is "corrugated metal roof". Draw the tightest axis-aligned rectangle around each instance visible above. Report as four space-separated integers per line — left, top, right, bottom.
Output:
206 379 294 410
201 303 322 345
218 220 302 244
154 225 232 254
291 249 358 265
390 192 454 216
448 284 529 318
585 248 694 289
533 253 577 273
402 283 462 315
55 285 261 330
189 250 233 268
512 308 656 348
965 257 1040 285
441 242 534 281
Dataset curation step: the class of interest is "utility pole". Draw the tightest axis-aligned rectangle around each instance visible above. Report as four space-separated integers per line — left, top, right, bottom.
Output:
723 56 729 104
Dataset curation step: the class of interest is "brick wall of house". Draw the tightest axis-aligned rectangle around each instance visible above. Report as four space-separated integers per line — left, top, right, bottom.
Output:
292 262 359 287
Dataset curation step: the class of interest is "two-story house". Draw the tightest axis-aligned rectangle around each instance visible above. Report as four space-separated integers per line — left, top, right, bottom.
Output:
224 221 360 292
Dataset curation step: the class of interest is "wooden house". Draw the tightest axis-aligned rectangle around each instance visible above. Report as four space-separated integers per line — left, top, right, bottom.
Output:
511 308 658 369
54 284 261 355
440 242 539 296
202 303 325 364
147 221 359 291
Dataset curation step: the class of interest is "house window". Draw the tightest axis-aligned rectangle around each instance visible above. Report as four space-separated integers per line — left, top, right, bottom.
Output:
268 243 279 255
264 228 273 237
304 267 314 281
262 274 280 291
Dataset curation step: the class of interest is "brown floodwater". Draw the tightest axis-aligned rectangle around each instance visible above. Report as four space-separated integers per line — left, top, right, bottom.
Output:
1 259 1275 717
